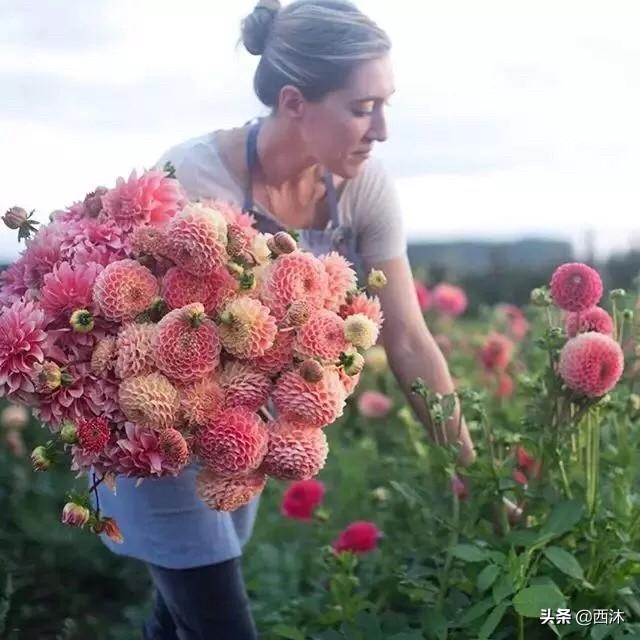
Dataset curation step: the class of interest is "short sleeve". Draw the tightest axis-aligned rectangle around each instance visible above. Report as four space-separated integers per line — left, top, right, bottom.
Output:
348 157 407 264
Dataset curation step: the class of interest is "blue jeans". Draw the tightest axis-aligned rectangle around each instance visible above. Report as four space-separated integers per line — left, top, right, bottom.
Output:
142 558 258 639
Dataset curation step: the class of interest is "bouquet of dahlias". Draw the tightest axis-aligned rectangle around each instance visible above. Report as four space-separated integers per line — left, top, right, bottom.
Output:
0 164 384 538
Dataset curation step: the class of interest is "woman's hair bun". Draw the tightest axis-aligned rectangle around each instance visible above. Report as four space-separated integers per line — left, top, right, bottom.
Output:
241 0 281 56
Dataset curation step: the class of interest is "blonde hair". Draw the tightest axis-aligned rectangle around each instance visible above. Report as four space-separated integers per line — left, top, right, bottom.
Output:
240 0 391 107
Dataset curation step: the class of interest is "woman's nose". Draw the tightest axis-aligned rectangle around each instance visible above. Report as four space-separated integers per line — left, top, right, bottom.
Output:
369 108 388 142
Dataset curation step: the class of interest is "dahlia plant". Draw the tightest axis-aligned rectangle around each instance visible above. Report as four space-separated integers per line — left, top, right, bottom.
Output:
0 163 383 540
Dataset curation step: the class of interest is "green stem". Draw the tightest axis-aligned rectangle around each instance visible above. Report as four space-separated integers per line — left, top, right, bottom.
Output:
517 613 524 640
437 476 460 612
556 449 573 499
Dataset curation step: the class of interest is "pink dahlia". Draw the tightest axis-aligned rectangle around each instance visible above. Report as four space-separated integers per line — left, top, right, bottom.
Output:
281 479 325 520
357 390 392 419
91 336 117 378
495 372 514 399
40 261 101 322
0 259 28 306
496 303 529 341
158 428 190 469
93 259 159 322
295 309 349 363
0 300 47 396
219 361 272 412
108 422 185 477
252 330 295 376
479 333 514 372
153 303 221 382
260 419 328 480
273 366 346 428
164 204 228 276
130 225 170 258
432 283 468 317
201 199 258 239
22 224 64 289
59 217 127 267
114 322 157 379
261 251 329 321
118 372 180 431
339 292 383 326
415 280 432 312
196 468 266 511
333 521 381 554
196 406 268 476
101 169 185 231
558 332 624 397
564 306 613 338
550 262 603 312
179 376 226 428
162 266 237 315
320 252 358 311
218 297 278 359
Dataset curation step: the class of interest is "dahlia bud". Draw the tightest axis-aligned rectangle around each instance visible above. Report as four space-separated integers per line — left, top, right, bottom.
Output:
239 271 256 291
61 502 91 528
367 269 387 290
2 206 40 241
285 300 310 327
343 351 365 376
93 517 124 543
31 445 53 471
364 346 387 374
344 314 378 350
60 421 79 445
186 306 205 328
83 186 107 218
70 309 94 333
530 287 551 306
609 288 627 300
269 231 297 255
300 359 325 383
623 309 634 321
36 361 63 393
0 404 29 430
370 486 389 504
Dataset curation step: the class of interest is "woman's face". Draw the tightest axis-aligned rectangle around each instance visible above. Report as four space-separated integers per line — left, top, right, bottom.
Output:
298 55 395 178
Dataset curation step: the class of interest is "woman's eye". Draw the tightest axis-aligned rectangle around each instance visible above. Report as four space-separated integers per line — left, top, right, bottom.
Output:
353 101 375 116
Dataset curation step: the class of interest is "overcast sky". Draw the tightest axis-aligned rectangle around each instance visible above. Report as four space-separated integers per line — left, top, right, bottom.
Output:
1 0 639 263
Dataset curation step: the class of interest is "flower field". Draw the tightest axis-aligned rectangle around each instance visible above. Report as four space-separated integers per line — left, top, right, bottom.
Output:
3 262 640 639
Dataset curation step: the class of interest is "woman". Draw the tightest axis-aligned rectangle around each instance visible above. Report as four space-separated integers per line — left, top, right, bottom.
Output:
96 1 477 638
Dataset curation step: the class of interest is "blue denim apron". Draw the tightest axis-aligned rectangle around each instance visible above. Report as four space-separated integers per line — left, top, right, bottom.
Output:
94 120 361 569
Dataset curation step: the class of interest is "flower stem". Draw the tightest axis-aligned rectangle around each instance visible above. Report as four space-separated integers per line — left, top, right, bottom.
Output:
437 475 460 612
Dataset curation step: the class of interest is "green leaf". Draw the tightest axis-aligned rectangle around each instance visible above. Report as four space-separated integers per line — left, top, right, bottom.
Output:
477 564 501 592
492 573 515 604
590 624 616 640
478 601 511 640
388 633 424 640
540 500 584 537
543 546 585 581
421 608 448 640
512 584 566 618
456 598 496 627
271 624 306 640
450 544 489 563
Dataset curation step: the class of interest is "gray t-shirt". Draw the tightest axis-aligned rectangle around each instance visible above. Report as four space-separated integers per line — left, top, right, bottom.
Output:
155 130 407 264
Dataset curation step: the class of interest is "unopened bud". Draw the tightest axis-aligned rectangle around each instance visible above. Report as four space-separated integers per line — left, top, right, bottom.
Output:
343 351 365 376
367 269 387 290
70 309 94 333
300 359 324 383
530 287 551 306
36 361 63 392
239 271 256 291
622 309 634 321
609 288 627 300
31 445 52 471
2 206 28 229
269 231 297 255
371 486 389 504
61 502 91 528
60 421 79 445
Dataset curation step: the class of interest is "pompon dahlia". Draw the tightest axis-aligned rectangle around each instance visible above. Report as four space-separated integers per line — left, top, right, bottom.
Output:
196 468 266 511
195 406 268 476
479 333 514 372
41 261 102 321
91 336 117 378
118 372 180 431
130 225 170 258
101 169 185 231
321 252 357 311
273 366 346 428
252 330 295 376
218 297 278 358
162 266 237 314
164 204 228 276
295 309 349 363
219 361 272 411
114 322 157 379
558 332 624 397
432 283 468 317
158 428 190 469
550 262 603 312
180 377 225 427
93 259 159 322
339 292 383 326
108 422 185 477
0 299 47 396
344 313 379 350
260 419 328 480
77 416 111 454
261 251 329 321
565 306 614 338
333 521 381 554
154 303 221 382
281 479 325 520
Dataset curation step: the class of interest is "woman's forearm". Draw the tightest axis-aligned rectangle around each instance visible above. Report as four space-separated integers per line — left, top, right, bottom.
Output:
386 330 477 467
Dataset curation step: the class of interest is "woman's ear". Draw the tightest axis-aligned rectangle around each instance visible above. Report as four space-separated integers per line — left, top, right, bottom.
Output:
277 85 307 120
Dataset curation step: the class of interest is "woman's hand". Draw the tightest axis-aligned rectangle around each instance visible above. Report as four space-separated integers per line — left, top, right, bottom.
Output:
364 254 477 466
